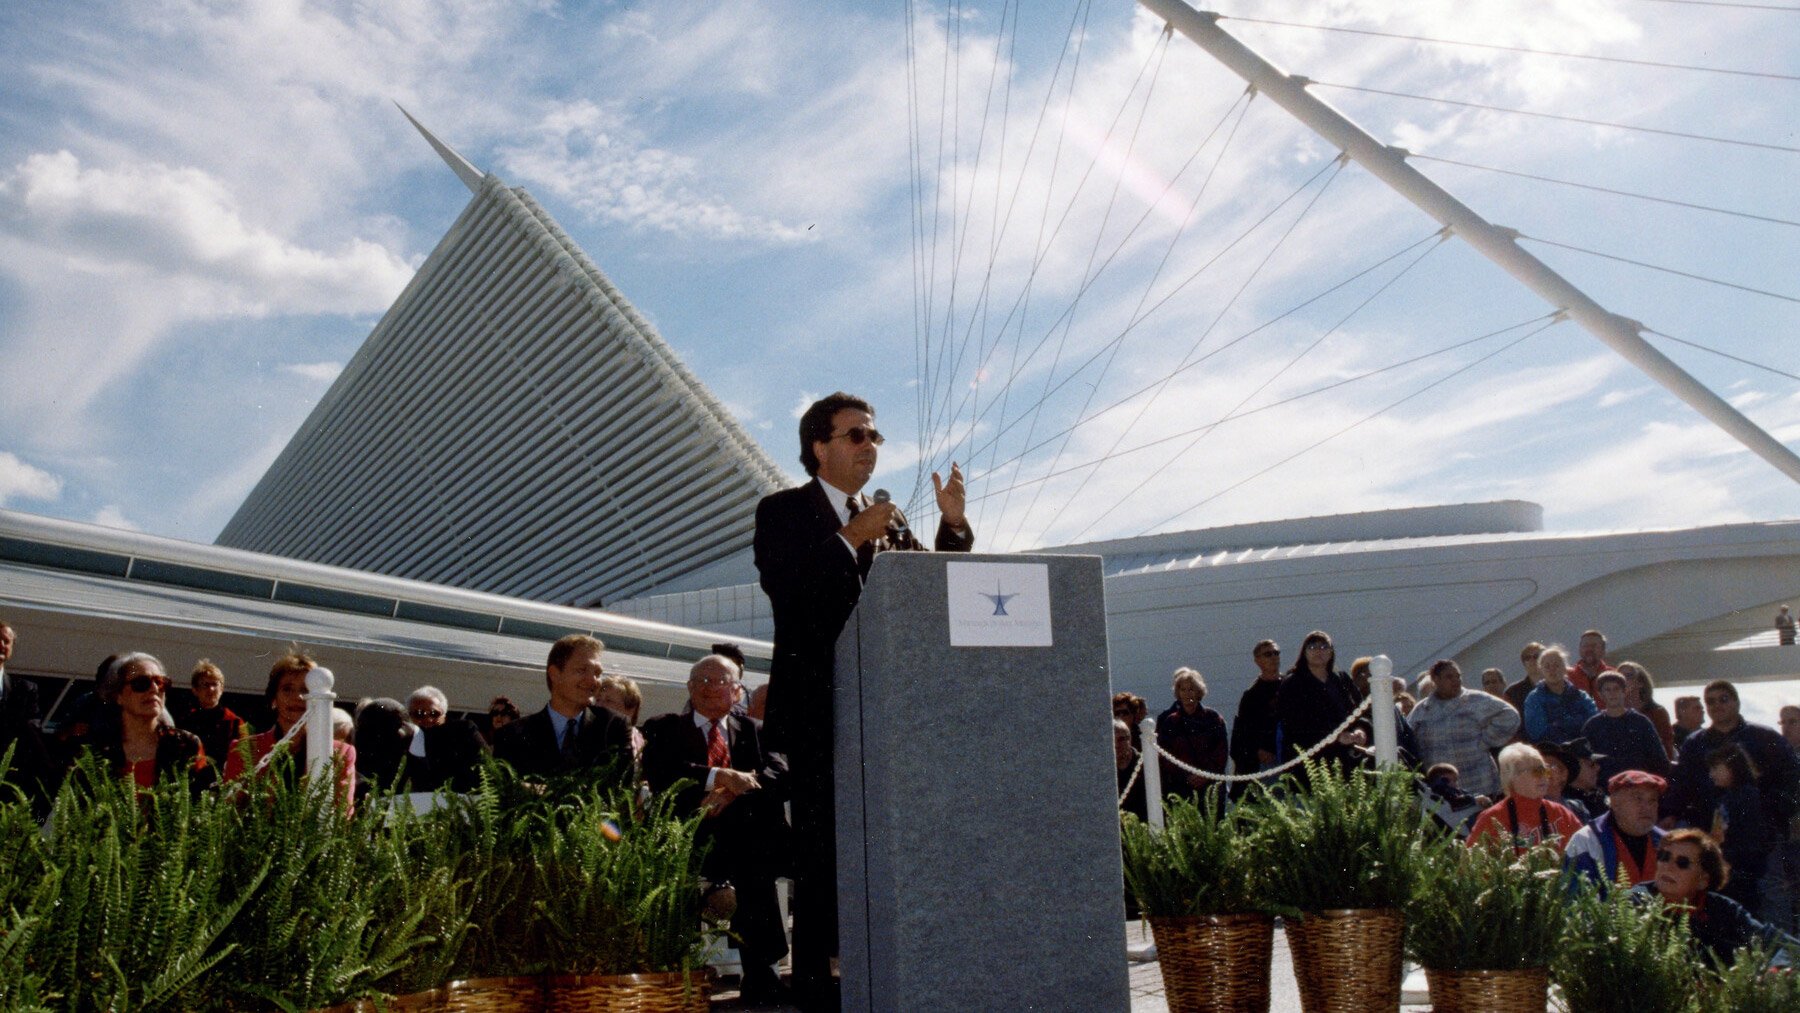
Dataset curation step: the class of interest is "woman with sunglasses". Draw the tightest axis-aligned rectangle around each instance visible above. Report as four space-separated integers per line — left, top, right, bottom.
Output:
1467 742 1584 855
1631 828 1796 965
1273 630 1369 781
81 652 210 789
222 651 356 810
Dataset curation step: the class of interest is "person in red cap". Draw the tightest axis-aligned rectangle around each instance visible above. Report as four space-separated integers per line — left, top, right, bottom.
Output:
1565 770 1669 890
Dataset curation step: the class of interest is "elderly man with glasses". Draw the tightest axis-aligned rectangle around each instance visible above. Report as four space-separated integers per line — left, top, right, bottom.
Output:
643 654 791 1004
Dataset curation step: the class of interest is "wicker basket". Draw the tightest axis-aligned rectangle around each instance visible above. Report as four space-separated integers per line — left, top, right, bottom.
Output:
542 971 710 1013
1422 967 1548 1013
1148 913 1275 1012
1285 908 1404 1013
441 977 547 1013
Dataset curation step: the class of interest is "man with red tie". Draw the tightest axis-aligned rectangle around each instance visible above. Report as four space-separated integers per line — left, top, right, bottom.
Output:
642 654 790 1004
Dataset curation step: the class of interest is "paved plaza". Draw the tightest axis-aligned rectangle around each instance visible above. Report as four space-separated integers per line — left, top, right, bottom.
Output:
711 919 1450 1011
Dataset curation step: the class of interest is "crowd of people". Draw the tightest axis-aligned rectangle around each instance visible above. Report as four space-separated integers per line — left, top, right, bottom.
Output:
0 619 797 1004
1113 625 1800 967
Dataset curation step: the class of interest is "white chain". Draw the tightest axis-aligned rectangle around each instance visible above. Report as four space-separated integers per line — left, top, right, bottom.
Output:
1150 695 1375 785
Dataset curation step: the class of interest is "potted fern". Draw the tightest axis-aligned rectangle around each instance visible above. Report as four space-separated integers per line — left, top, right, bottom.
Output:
1406 841 1568 1012
202 751 448 1012
1553 885 1700 1013
1253 763 1429 1013
534 787 711 1013
24 756 255 1012
1121 789 1273 1012
1706 941 1800 1012
424 760 563 1011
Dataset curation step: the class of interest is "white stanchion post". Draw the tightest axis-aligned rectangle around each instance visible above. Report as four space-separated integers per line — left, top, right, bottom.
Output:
1139 716 1164 828
1369 655 1398 767
303 666 337 780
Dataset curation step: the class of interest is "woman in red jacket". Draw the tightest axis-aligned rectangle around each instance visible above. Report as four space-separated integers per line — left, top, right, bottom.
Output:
1468 742 1583 855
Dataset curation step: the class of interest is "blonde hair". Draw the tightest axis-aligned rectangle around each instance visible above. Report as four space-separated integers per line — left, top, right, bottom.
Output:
1172 667 1206 701
1497 742 1547 795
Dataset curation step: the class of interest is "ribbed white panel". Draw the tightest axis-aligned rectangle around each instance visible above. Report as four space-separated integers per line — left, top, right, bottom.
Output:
218 177 786 606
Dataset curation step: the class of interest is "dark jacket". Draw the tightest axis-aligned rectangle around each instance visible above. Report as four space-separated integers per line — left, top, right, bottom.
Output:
0 673 54 806
492 704 630 782
1630 883 1795 966
753 479 973 764
1230 678 1281 776
176 704 248 772
640 709 791 965
415 718 492 793
1275 667 1364 770
1155 701 1228 801
1666 720 1800 836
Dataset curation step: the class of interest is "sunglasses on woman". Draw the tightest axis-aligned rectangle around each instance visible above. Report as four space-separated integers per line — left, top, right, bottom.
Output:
126 674 171 694
1656 849 1696 871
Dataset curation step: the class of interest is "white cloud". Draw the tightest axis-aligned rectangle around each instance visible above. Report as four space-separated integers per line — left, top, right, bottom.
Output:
283 361 345 383
91 504 139 531
498 100 813 242
0 151 412 439
0 452 62 505
0 151 411 317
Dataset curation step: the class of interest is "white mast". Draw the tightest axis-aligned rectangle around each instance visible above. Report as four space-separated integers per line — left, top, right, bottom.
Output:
396 103 485 194
1140 0 1800 485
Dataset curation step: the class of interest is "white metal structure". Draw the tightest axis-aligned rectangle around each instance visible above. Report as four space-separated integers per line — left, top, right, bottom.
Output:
614 499 1800 727
1138 0 1800 486
218 116 788 607
1 508 769 720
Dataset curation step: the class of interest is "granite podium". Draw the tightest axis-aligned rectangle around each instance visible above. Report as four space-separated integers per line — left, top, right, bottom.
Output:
834 551 1128 1011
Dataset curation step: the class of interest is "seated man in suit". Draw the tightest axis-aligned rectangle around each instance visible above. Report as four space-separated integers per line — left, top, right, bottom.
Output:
403 684 489 793
493 634 630 783
0 620 54 812
643 654 789 1002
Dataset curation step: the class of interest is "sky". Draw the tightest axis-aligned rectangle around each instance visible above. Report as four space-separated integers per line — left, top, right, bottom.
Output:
1 0 1796 552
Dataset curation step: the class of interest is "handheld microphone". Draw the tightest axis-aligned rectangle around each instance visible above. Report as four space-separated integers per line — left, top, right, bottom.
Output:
871 488 913 544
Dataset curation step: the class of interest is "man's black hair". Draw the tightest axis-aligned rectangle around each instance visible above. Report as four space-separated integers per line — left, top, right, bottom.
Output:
797 391 874 477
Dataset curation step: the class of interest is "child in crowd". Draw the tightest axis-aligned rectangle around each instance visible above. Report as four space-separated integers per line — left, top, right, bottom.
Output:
1423 762 1488 834
1709 743 1771 910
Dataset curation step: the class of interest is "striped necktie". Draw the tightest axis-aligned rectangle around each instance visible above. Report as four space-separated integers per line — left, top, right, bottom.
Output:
707 719 730 768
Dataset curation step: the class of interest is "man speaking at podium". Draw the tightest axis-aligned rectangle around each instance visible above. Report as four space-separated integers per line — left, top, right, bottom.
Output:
754 391 974 1008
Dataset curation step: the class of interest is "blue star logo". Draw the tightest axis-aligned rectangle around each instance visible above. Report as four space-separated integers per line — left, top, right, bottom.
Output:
978 581 1019 617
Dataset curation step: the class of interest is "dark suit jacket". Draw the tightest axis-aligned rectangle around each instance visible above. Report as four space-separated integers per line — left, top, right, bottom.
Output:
0 673 53 801
641 710 788 808
641 710 790 877
415 718 493 793
753 478 973 760
492 704 629 781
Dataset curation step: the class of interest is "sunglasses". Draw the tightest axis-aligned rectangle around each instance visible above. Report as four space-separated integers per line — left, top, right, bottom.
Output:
1656 849 1697 871
1257 650 1280 658
125 674 171 694
410 709 443 721
1305 643 1332 652
828 425 885 446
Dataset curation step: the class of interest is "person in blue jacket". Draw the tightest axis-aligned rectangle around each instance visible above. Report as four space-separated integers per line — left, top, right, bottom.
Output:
1566 770 1668 891
1524 647 1596 743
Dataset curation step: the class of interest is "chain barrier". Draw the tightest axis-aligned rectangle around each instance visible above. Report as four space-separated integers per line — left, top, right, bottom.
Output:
1147 694 1374 787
